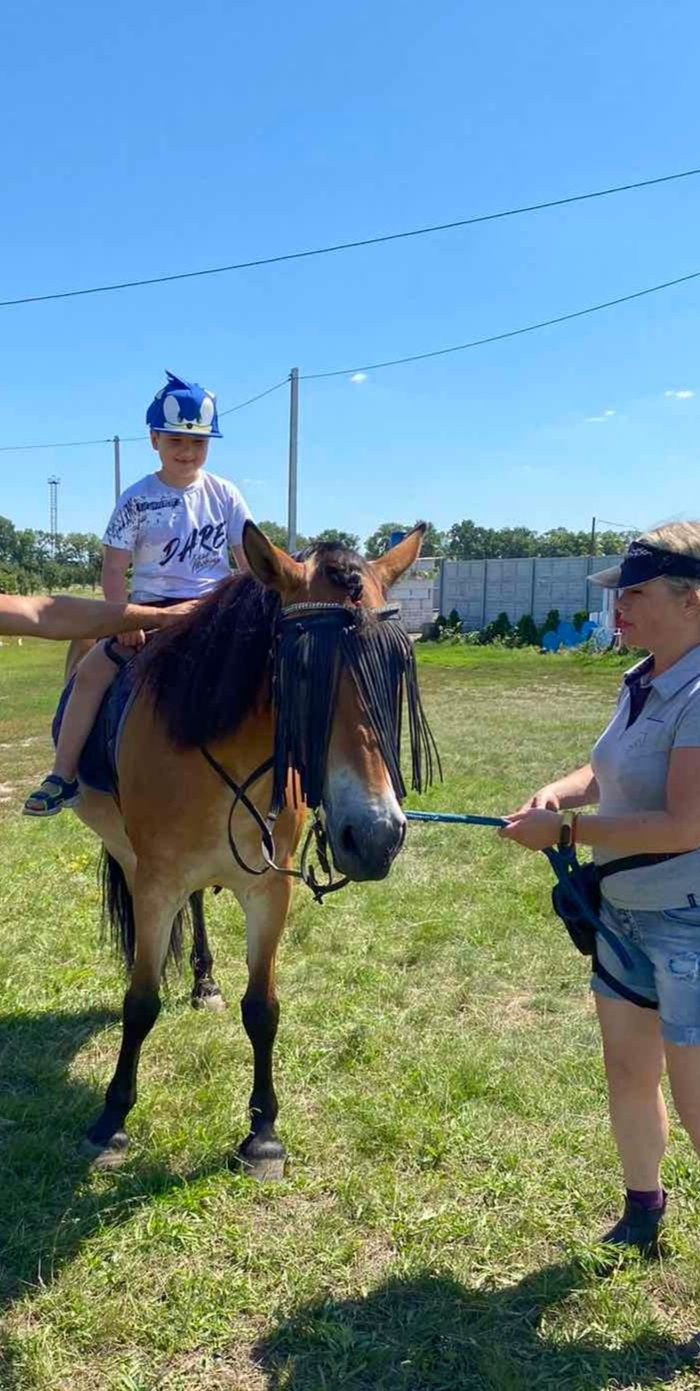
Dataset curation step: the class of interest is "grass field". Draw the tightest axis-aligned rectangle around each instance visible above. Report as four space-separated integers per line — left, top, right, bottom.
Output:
1 640 699 1390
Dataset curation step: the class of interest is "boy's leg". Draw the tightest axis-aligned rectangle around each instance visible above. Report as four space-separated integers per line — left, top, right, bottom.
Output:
24 644 119 816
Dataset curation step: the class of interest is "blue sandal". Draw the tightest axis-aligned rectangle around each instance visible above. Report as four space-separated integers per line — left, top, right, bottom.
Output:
23 774 80 817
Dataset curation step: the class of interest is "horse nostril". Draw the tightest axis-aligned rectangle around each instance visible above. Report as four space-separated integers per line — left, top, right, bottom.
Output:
341 824 359 857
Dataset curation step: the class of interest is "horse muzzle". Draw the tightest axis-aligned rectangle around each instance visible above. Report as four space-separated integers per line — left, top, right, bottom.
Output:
324 773 407 881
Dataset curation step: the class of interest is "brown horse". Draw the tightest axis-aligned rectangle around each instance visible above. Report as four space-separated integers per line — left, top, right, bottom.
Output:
70 522 434 1177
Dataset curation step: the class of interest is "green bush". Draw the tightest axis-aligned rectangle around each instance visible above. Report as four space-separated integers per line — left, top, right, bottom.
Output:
513 613 539 647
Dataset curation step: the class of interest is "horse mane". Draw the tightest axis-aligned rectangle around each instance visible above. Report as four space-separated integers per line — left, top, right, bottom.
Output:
139 543 372 748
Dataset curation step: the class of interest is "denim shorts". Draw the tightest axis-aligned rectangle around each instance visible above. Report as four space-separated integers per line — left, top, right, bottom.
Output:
592 897 700 1044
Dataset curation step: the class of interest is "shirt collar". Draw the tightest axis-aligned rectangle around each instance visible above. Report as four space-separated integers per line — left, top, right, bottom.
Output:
625 644 700 698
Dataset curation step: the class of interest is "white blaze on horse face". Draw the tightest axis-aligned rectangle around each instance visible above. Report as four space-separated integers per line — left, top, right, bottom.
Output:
324 763 404 837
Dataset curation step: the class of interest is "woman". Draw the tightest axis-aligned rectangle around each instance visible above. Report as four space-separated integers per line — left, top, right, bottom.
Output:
502 522 700 1255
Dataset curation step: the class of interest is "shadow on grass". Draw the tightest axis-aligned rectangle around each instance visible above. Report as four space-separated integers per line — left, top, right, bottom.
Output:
256 1265 700 1391
0 1008 205 1314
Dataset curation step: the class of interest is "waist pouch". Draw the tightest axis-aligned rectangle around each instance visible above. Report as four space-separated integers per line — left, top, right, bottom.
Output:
550 850 683 958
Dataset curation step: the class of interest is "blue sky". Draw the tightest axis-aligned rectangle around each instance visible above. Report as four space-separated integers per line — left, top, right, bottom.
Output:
2 0 700 547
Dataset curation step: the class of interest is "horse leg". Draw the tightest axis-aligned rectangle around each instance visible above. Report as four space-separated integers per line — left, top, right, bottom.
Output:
234 879 291 1181
189 889 226 1013
81 875 180 1168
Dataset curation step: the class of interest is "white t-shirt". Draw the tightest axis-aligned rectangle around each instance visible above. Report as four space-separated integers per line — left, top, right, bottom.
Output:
102 471 252 601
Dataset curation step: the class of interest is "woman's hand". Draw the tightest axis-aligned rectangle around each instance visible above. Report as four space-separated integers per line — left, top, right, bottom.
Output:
515 785 561 813
499 807 562 851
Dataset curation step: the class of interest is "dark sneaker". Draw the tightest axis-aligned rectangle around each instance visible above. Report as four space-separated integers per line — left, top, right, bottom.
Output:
23 775 80 817
602 1192 667 1257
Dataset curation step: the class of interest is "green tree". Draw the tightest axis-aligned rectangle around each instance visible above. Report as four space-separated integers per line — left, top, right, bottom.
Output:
310 528 361 551
445 519 495 559
256 520 309 553
538 528 591 557
419 522 446 556
596 529 634 555
0 515 17 564
492 527 538 558
364 522 410 558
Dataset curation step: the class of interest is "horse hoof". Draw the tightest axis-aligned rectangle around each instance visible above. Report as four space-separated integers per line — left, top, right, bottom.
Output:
231 1137 287 1182
79 1131 130 1169
191 987 227 1013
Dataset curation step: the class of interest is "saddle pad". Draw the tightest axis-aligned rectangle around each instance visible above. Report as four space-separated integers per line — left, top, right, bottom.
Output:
52 662 137 794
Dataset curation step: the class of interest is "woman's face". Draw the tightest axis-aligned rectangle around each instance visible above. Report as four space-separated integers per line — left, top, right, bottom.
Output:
616 577 698 649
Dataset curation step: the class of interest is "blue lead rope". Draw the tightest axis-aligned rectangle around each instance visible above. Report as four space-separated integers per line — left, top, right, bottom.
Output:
404 808 633 972
405 810 506 828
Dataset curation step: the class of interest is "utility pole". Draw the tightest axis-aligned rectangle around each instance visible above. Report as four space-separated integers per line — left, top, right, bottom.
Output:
48 476 60 555
113 435 122 502
287 368 299 552
590 515 596 555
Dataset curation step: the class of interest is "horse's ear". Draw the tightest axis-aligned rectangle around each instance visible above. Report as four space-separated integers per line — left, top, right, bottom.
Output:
242 520 304 591
369 523 426 590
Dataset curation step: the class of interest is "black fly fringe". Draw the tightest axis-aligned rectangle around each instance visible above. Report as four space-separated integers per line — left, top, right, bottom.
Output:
343 614 441 798
99 849 187 977
271 607 441 813
271 612 343 812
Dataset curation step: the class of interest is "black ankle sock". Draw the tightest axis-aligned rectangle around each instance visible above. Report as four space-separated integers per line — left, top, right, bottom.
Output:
626 1187 665 1210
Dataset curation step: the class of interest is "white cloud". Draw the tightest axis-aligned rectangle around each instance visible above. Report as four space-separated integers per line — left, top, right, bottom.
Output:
350 372 367 384
241 477 265 486
604 409 615 416
665 389 695 399
585 408 616 422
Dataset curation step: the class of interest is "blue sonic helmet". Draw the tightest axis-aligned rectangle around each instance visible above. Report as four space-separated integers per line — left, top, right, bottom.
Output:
146 371 222 438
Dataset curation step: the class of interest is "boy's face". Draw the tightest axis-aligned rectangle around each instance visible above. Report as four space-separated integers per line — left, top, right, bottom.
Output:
151 429 209 479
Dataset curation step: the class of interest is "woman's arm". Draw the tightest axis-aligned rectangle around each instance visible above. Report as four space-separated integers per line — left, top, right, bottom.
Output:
502 748 700 853
0 593 195 640
517 763 599 812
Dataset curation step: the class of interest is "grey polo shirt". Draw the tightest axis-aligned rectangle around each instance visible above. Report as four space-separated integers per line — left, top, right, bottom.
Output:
591 643 700 909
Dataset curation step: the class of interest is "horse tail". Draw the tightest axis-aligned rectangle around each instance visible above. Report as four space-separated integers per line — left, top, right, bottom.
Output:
99 850 188 976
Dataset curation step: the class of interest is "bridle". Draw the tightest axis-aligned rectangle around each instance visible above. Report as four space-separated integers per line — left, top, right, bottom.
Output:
200 598 438 903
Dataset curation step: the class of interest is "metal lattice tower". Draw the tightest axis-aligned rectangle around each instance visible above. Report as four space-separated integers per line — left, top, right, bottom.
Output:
48 476 60 553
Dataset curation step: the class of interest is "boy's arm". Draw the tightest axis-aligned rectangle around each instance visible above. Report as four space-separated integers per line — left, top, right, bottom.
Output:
102 545 132 602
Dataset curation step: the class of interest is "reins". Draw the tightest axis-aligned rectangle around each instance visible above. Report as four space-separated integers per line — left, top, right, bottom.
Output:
199 745 349 904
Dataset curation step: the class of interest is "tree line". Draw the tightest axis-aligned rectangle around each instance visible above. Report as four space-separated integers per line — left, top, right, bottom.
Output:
0 516 103 592
259 519 633 560
0 512 632 593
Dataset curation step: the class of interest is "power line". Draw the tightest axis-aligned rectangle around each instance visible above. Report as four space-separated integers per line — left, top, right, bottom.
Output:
1 167 699 310
2 266 699 452
0 435 112 453
219 377 289 416
300 268 700 379
0 378 288 454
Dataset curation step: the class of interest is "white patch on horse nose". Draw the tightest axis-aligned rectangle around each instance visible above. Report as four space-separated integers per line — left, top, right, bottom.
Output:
324 764 403 829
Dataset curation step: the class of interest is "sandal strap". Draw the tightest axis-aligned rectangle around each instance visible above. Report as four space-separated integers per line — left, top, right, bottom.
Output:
26 775 78 806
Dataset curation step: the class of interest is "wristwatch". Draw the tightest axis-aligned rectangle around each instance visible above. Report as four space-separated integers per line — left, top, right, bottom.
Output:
558 809 575 848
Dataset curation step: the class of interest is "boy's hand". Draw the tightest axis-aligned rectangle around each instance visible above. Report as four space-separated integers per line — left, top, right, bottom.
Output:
117 628 146 649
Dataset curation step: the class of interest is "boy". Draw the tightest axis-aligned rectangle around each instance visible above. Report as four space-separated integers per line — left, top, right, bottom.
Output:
24 371 252 815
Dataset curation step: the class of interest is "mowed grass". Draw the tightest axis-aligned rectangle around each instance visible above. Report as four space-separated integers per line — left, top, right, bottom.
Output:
1 639 699 1390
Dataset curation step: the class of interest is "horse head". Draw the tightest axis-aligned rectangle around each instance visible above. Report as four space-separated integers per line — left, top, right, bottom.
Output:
243 521 433 882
